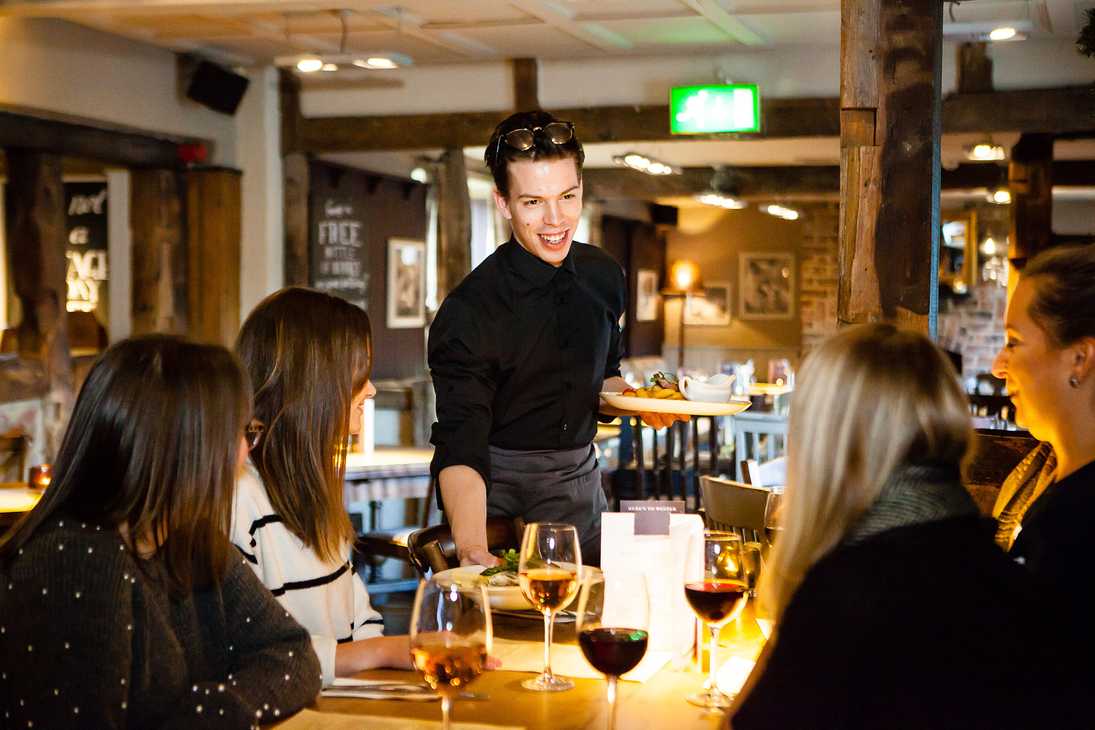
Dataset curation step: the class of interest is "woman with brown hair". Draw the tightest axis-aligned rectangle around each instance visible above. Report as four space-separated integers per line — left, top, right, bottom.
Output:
730 324 1083 730
991 244 1095 624
232 287 409 687
0 336 320 728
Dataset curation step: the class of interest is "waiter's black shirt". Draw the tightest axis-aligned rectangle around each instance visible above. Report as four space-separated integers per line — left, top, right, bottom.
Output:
428 240 626 486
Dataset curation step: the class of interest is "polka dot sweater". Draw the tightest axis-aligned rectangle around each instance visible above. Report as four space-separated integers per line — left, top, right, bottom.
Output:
0 516 322 728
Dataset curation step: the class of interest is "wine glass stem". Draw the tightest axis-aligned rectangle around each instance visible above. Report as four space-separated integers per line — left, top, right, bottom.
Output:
440 694 453 730
606 674 619 730
708 624 720 693
542 609 555 679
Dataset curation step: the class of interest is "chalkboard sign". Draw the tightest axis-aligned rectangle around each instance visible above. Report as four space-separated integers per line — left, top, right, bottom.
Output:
64 181 110 329
309 163 369 311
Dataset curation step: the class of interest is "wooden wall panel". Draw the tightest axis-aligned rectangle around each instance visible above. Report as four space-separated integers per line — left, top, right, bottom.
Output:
130 169 186 335
602 214 666 358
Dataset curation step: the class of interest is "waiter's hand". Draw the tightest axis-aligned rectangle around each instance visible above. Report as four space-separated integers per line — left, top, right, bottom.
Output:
459 546 502 568
639 412 691 429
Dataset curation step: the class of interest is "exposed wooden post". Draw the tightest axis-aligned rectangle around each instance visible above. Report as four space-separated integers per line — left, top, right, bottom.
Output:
1008 133 1054 268
283 153 310 287
839 0 943 335
435 149 471 303
512 58 540 111
957 42 993 94
279 68 303 157
3 149 73 456
130 169 187 335
185 167 242 347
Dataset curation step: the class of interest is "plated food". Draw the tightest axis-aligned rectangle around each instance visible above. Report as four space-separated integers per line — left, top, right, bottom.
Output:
435 559 597 612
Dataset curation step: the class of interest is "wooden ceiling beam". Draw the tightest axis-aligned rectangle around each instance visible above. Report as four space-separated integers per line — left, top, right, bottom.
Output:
294 86 1095 153
677 0 766 46
581 161 1095 200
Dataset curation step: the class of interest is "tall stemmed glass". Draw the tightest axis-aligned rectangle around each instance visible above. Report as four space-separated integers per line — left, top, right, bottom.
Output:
518 522 582 692
763 489 784 548
577 570 649 730
410 577 493 730
685 530 748 709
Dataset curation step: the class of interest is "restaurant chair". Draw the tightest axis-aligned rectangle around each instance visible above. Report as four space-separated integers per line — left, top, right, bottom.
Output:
731 411 788 481
740 456 786 488
352 479 436 588
699 475 769 543
406 516 522 577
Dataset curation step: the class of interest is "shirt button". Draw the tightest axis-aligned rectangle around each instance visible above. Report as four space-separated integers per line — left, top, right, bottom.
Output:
562 423 569 432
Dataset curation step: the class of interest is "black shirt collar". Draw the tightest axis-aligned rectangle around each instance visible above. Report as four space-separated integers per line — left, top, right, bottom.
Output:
503 238 576 286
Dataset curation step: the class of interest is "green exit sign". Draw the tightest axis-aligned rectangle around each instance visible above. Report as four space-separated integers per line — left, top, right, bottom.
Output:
669 84 761 134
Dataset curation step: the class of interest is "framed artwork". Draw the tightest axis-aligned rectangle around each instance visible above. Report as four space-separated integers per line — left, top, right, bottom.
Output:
739 252 795 320
685 281 732 326
387 238 426 328
940 211 978 294
635 269 660 322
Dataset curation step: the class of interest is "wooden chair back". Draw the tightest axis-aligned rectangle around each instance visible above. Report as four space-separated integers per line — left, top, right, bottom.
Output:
0 433 29 482
406 516 522 577
699 475 770 542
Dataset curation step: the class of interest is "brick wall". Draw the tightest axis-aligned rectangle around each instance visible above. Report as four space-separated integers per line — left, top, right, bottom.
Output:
937 280 1007 386
799 203 840 353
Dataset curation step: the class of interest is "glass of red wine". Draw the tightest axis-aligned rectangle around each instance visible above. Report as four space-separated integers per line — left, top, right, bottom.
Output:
576 569 649 730
518 522 582 692
685 530 748 709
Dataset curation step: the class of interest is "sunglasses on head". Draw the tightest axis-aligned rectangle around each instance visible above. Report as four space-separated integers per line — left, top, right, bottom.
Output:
495 121 575 158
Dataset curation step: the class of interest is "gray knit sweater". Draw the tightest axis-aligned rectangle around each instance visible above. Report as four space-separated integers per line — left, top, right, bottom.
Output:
0 515 322 728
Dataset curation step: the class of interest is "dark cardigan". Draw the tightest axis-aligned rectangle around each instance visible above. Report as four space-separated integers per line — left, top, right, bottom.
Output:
0 515 322 728
733 515 1087 730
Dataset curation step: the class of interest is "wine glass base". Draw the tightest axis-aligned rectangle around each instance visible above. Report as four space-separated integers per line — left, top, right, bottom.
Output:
687 687 734 709
521 674 574 692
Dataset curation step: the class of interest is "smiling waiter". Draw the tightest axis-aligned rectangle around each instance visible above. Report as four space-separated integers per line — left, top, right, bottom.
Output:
428 111 631 568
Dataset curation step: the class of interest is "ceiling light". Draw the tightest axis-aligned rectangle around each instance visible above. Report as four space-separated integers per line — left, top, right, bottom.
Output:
296 56 323 73
990 189 1012 205
966 142 1006 161
982 237 998 256
614 153 680 176
695 193 746 210
763 204 800 221
989 26 1017 41
409 167 429 183
321 62 339 72
357 56 399 70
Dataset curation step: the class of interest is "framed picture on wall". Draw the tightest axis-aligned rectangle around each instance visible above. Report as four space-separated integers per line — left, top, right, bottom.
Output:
740 252 795 320
387 238 426 329
635 269 660 322
685 281 732 326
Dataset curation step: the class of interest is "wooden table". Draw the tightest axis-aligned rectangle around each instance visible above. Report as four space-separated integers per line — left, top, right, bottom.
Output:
279 607 765 730
0 481 42 531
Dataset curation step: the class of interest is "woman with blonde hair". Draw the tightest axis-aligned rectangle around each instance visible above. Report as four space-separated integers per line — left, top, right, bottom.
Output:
231 287 410 688
0 336 320 727
731 324 1081 730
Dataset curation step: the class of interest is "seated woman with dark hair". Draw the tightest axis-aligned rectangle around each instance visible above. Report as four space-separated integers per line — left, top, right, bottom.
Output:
730 324 1084 730
0 336 320 728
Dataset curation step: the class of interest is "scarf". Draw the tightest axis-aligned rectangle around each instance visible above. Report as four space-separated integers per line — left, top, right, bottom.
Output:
845 463 979 545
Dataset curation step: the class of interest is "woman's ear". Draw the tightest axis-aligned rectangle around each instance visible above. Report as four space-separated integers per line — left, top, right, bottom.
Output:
1070 337 1095 383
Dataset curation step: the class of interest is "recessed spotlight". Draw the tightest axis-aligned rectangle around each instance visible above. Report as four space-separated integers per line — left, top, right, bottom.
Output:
989 26 1017 41
966 142 1006 161
296 57 323 73
695 193 746 210
354 56 399 70
990 189 1011 205
410 167 429 183
763 204 800 221
321 62 339 72
614 152 679 176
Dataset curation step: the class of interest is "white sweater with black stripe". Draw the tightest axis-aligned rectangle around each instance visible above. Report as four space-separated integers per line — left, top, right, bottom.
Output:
230 463 384 686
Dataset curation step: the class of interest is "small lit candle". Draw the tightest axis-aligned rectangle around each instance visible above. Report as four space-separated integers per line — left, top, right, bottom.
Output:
29 464 52 490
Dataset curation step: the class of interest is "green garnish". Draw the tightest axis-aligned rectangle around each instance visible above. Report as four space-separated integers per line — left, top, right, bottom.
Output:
480 548 519 577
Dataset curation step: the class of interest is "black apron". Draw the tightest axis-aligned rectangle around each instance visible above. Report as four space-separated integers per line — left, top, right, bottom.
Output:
487 444 606 566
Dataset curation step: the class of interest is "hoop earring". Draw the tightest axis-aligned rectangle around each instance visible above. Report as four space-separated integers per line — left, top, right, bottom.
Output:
1070 375 1081 388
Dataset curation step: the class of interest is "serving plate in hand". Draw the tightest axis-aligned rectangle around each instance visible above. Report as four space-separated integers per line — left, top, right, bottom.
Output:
600 392 751 417
433 565 597 611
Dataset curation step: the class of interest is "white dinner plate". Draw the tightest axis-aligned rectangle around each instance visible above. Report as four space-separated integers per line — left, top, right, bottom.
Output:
600 392 752 417
433 565 597 612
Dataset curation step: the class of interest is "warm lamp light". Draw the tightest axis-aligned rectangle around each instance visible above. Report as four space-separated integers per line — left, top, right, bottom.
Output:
29 463 52 490
662 260 704 373
664 260 703 295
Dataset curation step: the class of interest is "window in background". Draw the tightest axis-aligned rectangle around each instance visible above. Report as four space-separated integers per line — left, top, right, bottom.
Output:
468 176 501 269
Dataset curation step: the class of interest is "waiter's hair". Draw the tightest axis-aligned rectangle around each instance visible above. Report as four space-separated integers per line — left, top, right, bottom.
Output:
1020 244 1095 349
236 287 371 564
485 110 585 197
757 324 971 620
0 336 250 597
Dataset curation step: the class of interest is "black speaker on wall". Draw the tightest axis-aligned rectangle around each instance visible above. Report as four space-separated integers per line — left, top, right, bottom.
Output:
186 61 250 116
